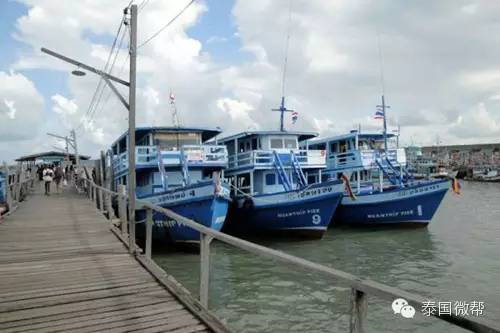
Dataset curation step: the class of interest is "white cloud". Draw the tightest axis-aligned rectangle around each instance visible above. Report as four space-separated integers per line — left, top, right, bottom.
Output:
449 103 500 140
52 94 78 115
0 71 43 142
216 97 258 130
3 100 17 119
461 3 478 15
4 0 500 163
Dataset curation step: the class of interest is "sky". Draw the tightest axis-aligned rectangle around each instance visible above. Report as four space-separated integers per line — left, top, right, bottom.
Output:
0 0 499 162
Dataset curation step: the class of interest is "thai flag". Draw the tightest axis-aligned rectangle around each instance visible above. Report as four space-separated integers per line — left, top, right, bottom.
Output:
374 108 384 120
292 111 298 124
169 93 175 104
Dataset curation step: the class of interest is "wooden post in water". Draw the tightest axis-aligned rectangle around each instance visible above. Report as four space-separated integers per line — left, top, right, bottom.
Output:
200 234 213 308
349 288 367 333
145 208 153 259
118 185 127 235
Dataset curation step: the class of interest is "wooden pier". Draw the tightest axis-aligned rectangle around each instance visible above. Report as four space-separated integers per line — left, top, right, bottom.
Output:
0 184 227 333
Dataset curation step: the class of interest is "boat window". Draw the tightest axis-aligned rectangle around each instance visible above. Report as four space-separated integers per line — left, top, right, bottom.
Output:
339 140 348 153
307 174 317 184
321 173 332 182
245 141 251 151
239 142 245 152
137 172 150 186
271 138 283 149
252 138 258 150
153 132 200 150
284 138 297 149
329 142 336 153
265 173 276 185
310 143 326 150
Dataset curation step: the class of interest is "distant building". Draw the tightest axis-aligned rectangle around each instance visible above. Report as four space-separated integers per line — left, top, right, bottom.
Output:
15 151 91 165
421 143 500 168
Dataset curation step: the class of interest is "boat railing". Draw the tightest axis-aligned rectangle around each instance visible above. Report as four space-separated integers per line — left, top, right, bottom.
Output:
79 176 500 333
228 149 326 169
113 145 228 173
328 149 406 171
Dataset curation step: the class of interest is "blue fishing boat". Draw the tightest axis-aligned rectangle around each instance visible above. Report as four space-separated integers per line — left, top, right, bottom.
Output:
304 96 449 227
111 127 231 243
218 99 344 238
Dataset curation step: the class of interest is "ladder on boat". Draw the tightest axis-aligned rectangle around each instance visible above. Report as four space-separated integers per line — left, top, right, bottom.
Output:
387 157 413 184
156 147 168 190
375 158 400 186
273 150 292 191
290 151 307 188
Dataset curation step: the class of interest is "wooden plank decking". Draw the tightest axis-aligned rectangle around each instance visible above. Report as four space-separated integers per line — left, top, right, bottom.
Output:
0 185 213 333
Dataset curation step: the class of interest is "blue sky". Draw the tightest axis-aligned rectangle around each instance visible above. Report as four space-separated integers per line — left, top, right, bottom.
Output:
0 0 248 115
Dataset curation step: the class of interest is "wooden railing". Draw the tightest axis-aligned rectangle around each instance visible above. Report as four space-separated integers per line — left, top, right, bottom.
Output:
79 176 500 333
1 162 35 214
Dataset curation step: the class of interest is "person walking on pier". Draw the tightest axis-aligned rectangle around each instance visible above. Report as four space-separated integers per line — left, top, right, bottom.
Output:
54 165 63 193
42 165 54 196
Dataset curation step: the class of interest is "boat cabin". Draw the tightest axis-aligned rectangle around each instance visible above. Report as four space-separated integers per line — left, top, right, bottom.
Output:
218 131 327 196
302 130 407 189
111 127 228 197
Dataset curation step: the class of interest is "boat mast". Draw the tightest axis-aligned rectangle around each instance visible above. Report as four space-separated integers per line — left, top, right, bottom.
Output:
272 0 293 132
376 32 390 153
381 95 388 152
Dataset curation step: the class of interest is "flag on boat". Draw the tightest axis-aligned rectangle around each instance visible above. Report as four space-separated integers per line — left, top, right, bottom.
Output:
292 111 298 124
169 92 175 104
451 178 461 195
374 107 385 120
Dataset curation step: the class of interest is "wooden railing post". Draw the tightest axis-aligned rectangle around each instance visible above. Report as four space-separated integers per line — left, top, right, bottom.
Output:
118 185 127 235
14 164 21 203
97 187 104 213
145 208 153 259
87 180 92 199
200 233 213 308
349 288 367 333
3 162 12 210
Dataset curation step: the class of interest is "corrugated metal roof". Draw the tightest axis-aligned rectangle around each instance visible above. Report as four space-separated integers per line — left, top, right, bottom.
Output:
218 130 318 143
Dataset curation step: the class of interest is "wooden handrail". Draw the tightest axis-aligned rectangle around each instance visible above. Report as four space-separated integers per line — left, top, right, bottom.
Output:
1 162 35 214
79 177 500 333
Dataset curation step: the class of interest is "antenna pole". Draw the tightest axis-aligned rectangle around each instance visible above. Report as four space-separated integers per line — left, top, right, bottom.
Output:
280 97 285 132
272 96 293 132
272 0 293 133
382 95 388 152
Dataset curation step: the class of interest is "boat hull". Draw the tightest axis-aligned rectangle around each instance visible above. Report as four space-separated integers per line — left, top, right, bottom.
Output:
224 180 344 238
136 182 230 243
334 179 449 226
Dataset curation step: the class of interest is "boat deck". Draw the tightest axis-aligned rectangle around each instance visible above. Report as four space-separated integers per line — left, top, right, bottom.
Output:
0 185 216 333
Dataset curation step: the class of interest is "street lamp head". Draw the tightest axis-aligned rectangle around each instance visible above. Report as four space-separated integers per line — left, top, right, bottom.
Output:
71 69 86 76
